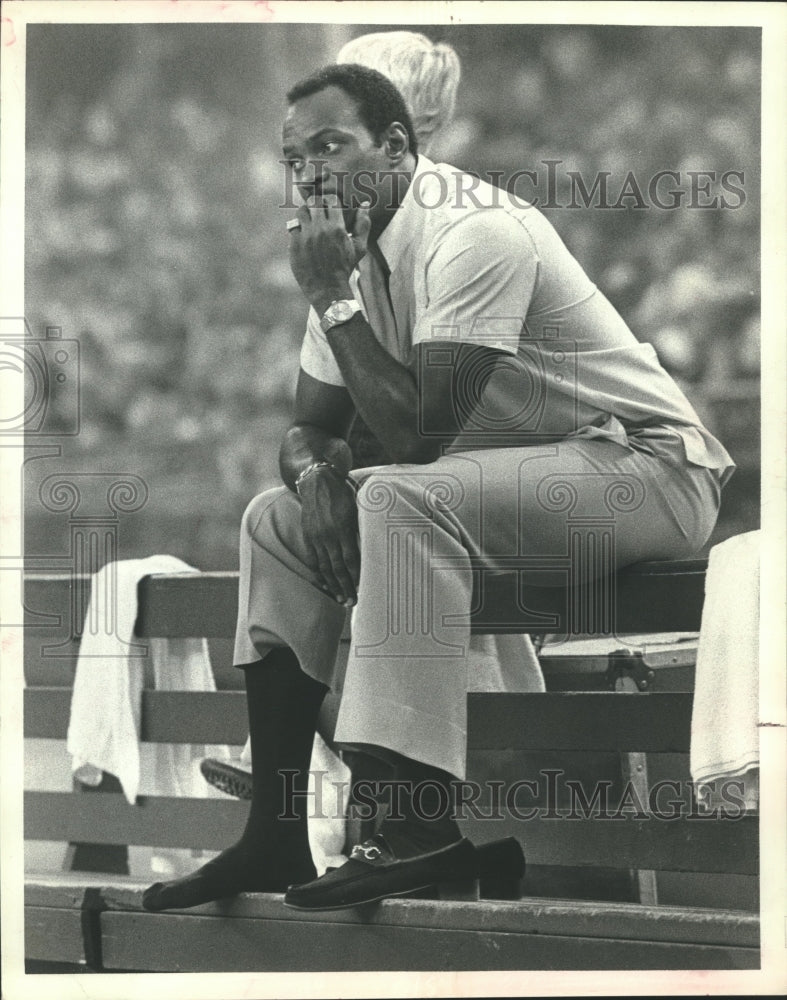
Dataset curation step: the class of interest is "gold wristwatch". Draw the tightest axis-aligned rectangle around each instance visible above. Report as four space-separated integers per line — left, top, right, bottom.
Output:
319 299 362 334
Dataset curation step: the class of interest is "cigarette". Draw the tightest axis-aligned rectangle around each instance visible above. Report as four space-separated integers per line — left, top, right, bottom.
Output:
286 218 301 233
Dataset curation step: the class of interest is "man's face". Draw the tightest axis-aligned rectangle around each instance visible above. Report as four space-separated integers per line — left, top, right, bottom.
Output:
282 85 395 225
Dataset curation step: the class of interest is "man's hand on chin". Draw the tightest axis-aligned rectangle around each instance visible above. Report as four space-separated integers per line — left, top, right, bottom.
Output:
288 195 371 314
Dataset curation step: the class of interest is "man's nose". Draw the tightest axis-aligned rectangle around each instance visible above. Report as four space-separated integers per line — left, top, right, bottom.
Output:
295 159 329 198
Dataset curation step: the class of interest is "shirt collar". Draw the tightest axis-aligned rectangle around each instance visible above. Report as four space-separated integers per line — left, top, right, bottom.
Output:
376 154 436 274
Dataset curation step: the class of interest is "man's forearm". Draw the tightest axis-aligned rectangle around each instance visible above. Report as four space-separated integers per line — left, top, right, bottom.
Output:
279 423 354 492
290 200 435 462
325 314 437 464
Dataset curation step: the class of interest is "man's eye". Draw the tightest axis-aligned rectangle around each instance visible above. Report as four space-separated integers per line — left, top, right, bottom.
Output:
320 141 340 155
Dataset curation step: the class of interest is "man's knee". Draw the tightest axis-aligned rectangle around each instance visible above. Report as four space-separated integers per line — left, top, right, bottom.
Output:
240 486 297 546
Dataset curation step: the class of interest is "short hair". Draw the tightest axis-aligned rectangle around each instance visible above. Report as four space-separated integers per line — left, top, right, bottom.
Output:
337 32 460 152
286 63 418 156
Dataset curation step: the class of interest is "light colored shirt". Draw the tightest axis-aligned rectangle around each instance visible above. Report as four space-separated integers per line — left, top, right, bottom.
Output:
300 156 734 483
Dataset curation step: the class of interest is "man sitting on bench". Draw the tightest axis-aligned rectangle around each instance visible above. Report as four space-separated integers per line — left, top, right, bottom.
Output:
143 63 734 913
199 30 546 806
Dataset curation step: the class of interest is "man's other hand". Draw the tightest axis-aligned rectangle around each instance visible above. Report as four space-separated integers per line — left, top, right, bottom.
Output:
298 465 360 606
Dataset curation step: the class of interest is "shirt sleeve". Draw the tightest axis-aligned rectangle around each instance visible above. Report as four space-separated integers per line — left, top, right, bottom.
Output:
299 306 346 387
412 210 539 355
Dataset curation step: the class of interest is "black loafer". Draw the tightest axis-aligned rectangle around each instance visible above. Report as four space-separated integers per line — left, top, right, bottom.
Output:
284 834 477 911
476 837 525 899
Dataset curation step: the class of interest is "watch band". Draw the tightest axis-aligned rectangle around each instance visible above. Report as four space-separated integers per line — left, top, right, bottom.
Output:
319 299 362 334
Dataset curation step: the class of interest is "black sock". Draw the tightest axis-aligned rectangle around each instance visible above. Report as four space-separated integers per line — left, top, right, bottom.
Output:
378 755 462 858
142 648 326 911
239 648 326 863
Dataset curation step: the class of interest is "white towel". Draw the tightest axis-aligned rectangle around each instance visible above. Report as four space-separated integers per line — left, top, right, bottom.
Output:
306 732 352 874
690 530 760 812
67 555 227 805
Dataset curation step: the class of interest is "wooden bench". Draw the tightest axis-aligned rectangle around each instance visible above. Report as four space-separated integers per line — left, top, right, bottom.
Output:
23 561 759 971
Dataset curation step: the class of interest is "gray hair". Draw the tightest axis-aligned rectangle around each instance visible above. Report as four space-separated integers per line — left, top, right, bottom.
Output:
337 31 460 153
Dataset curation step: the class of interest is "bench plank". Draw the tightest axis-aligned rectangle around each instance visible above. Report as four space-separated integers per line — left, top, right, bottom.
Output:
24 688 248 743
25 906 88 965
24 561 707 640
26 792 248 850
25 876 759 948
472 814 758 875
132 562 707 637
140 690 247 743
99 910 757 972
25 880 92 909
468 692 693 751
23 878 759 973
26 688 695 752
24 791 757 874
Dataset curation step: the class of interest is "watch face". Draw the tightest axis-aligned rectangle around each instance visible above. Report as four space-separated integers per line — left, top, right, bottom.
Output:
331 301 353 322
321 300 358 333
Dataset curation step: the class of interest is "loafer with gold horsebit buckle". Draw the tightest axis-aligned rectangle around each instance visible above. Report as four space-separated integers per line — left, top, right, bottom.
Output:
283 835 525 911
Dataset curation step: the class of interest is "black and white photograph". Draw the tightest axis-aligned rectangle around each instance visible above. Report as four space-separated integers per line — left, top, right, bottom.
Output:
1 1 784 996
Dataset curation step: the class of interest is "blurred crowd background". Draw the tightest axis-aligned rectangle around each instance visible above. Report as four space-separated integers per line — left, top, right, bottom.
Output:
24 23 760 569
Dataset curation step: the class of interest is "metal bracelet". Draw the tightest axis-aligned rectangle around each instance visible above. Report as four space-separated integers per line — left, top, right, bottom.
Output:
294 461 334 494
294 461 357 497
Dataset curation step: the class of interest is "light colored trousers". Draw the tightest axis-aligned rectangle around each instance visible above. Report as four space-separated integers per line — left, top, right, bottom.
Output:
234 433 720 779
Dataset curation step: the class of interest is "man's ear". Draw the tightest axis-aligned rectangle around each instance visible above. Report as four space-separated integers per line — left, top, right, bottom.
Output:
383 123 410 163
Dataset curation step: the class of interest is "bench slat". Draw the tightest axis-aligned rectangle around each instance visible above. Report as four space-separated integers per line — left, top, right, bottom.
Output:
140 690 247 743
24 791 757 874
24 688 248 743
23 879 758 972
25 876 759 948
25 561 707 640
26 688 693 752
468 692 693 751
137 572 239 638
133 564 707 637
25 906 88 965
98 909 757 972
25 791 247 850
